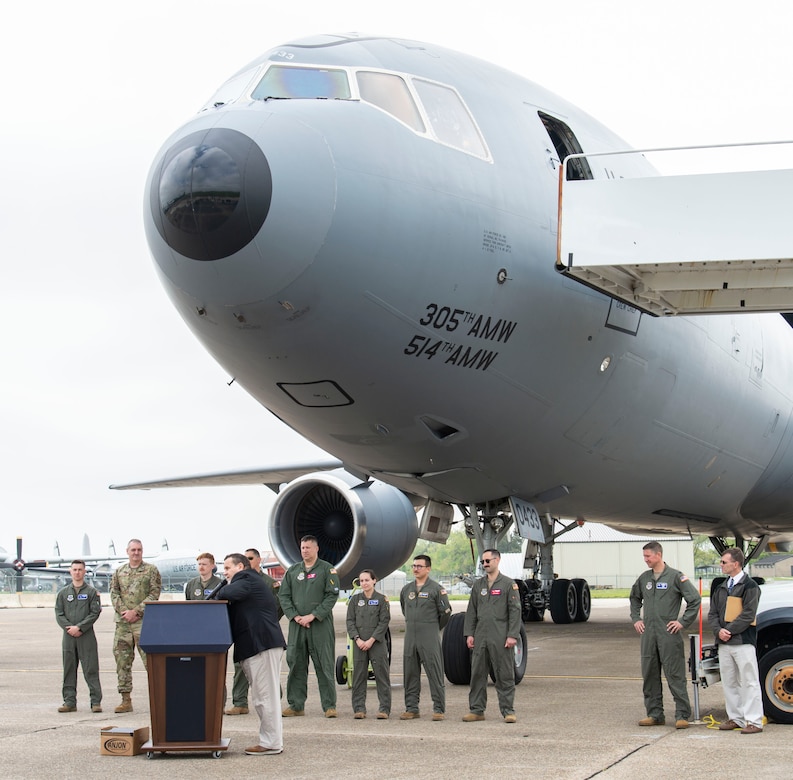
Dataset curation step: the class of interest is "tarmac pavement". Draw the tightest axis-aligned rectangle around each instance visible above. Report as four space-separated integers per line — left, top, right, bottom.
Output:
1 597 790 779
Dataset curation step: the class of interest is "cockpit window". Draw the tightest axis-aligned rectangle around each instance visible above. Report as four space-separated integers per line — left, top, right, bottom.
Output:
412 79 488 159
357 71 425 133
251 65 351 100
246 64 489 160
201 68 259 110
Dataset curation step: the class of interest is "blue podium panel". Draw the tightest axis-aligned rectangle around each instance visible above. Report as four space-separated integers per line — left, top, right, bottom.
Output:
139 601 232 653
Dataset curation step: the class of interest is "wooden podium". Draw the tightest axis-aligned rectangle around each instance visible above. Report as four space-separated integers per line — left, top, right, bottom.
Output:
138 600 232 758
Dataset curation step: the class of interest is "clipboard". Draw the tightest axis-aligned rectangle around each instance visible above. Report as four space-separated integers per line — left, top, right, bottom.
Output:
725 595 756 625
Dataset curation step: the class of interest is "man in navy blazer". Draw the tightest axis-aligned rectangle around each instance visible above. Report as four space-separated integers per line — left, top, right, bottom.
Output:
213 553 286 755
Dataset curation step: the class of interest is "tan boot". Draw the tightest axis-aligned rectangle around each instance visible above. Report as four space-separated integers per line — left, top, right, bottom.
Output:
115 693 133 713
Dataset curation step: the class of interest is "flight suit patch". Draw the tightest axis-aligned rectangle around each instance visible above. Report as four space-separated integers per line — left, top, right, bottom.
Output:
77 593 88 600
490 589 502 596
656 582 668 590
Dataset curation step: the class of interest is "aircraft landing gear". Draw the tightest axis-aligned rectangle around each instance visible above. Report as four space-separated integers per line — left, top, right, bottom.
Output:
549 578 578 623
516 579 545 622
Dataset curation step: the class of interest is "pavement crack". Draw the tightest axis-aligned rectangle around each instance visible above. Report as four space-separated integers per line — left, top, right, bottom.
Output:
584 742 652 778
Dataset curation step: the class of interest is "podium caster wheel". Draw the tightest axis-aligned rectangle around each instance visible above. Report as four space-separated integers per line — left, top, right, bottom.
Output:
212 751 222 759
146 752 155 760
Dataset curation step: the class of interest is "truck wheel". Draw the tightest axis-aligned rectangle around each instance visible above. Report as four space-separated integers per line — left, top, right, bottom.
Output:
759 645 793 723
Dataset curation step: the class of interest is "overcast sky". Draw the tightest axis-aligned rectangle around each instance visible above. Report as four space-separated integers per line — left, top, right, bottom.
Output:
2 0 792 563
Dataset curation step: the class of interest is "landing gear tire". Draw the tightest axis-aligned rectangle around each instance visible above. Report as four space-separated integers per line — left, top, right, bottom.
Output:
549 578 578 624
759 644 793 723
513 623 528 683
518 579 545 622
487 623 528 685
572 578 591 622
442 612 471 685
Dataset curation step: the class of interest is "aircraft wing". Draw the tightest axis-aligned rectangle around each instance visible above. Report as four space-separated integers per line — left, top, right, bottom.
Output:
109 457 343 492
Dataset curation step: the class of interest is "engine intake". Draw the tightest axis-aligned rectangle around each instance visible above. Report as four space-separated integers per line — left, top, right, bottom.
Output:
268 469 419 587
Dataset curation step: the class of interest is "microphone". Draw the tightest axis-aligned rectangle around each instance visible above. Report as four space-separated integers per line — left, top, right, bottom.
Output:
207 579 227 600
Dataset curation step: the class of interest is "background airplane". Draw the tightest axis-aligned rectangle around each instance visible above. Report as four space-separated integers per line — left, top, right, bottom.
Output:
111 33 793 680
0 537 218 593
0 538 53 593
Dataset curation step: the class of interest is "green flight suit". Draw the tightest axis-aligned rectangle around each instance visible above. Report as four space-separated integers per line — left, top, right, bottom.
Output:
346 588 391 714
400 578 451 714
463 572 522 716
231 570 283 707
184 574 222 600
110 562 162 693
629 564 701 721
55 581 102 707
279 559 339 711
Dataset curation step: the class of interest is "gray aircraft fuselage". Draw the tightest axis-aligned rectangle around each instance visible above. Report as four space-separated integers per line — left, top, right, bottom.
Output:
143 34 793 545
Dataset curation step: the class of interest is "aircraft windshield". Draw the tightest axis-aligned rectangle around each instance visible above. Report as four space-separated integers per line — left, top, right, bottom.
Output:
357 71 425 133
249 64 489 160
413 79 488 159
202 68 259 110
251 65 351 100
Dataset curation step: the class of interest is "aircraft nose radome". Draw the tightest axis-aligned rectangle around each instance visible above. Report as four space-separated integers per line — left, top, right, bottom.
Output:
145 112 336 307
148 127 272 262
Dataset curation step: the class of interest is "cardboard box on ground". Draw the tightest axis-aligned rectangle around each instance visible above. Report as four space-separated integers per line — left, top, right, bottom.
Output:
99 726 149 756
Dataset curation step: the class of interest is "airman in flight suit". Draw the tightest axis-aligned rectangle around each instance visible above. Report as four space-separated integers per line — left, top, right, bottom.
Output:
630 541 701 728
400 554 451 720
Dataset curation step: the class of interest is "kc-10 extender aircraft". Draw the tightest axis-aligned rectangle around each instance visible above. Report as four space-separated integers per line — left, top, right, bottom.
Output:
113 33 793 680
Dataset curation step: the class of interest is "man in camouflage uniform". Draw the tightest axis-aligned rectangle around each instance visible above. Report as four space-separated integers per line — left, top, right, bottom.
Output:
462 549 522 723
110 538 161 713
54 559 103 712
279 535 339 717
400 554 452 720
630 541 701 729
184 552 222 600
226 547 284 715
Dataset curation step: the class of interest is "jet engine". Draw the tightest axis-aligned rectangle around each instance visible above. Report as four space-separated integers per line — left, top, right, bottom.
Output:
268 469 419 586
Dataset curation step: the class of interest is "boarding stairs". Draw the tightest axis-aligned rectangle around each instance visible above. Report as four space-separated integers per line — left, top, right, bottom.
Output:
556 142 793 316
